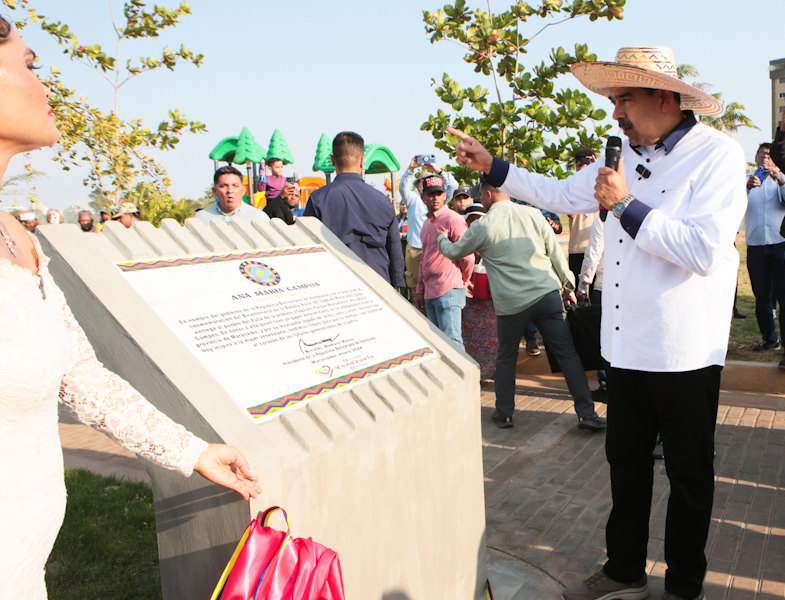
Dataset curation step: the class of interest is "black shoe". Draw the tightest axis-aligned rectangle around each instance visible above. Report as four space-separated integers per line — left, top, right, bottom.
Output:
733 308 746 319
591 386 608 404
753 340 781 351
491 411 514 428
578 414 607 431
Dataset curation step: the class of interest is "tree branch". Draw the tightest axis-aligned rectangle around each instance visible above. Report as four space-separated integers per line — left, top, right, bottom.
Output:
526 14 576 46
108 0 121 38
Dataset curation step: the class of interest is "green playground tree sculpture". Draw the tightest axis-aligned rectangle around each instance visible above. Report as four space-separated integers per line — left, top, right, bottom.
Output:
267 130 294 165
234 127 266 165
313 133 333 174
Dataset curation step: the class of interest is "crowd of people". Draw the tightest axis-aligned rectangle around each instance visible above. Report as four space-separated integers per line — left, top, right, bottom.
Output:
274 49 782 600
12 201 142 234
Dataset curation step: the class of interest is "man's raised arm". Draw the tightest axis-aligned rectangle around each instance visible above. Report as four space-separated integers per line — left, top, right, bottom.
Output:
447 127 599 215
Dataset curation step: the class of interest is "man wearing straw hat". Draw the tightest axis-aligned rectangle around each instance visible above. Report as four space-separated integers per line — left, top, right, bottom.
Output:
447 47 747 600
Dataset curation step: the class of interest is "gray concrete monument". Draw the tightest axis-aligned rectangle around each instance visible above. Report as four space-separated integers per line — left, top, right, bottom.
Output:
38 214 486 600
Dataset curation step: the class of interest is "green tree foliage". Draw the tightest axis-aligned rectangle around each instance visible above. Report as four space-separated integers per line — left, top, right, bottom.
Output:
267 129 294 165
88 187 111 213
119 184 210 225
125 182 176 226
0 164 44 205
3 0 207 204
168 197 200 224
677 64 757 134
421 0 624 183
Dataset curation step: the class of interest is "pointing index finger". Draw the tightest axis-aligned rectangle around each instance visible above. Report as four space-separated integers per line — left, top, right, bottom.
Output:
446 127 471 142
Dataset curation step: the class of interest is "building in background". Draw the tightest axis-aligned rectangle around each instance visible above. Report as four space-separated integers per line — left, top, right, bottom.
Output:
770 58 785 137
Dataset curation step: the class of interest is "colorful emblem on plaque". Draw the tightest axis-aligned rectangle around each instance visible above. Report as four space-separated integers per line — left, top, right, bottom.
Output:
315 365 334 377
239 261 280 286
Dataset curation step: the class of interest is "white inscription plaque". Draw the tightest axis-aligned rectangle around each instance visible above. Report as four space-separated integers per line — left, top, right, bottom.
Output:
117 246 435 423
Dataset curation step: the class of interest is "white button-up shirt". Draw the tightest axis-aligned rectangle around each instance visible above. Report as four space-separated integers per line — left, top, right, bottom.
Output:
578 215 605 295
744 176 785 246
491 123 747 372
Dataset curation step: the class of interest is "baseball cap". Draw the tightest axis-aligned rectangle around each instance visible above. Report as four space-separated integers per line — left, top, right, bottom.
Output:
463 204 486 220
453 185 472 199
422 176 445 194
113 202 140 219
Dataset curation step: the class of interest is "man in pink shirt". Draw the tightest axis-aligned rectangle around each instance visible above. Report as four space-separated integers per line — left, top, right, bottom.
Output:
415 175 474 350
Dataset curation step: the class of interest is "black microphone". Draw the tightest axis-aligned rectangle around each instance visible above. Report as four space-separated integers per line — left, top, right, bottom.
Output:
605 136 622 171
599 136 622 220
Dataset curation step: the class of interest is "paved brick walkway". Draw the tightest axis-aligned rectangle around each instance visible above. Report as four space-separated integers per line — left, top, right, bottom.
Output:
59 381 783 599
480 381 785 600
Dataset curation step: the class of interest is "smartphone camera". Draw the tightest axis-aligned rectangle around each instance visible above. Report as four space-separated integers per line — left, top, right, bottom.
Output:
576 157 594 168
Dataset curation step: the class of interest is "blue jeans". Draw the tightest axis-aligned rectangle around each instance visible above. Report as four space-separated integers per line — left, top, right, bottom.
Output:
425 288 466 351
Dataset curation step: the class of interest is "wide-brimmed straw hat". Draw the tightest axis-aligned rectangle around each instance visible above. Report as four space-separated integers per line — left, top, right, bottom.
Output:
571 46 723 116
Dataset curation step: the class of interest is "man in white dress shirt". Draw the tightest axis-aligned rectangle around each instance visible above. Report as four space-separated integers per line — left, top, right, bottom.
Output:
744 143 785 365
448 47 747 600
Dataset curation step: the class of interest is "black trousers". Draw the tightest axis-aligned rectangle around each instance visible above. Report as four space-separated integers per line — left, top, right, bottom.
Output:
747 242 785 345
495 290 595 420
603 365 721 600
568 253 584 287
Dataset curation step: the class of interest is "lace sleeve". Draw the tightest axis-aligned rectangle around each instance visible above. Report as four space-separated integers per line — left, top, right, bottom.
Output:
47 264 208 476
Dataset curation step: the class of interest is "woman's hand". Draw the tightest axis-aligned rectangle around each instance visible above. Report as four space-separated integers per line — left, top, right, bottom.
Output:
193 443 262 500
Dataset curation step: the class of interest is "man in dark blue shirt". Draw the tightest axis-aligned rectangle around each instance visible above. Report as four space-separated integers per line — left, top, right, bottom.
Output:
304 132 405 287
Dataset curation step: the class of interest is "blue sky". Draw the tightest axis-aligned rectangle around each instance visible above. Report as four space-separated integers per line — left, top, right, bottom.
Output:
2 0 783 211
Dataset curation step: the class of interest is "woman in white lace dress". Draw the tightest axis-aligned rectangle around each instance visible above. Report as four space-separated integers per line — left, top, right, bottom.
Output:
0 18 261 599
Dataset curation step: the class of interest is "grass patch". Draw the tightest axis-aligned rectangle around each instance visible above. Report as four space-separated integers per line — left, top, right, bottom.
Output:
46 469 162 600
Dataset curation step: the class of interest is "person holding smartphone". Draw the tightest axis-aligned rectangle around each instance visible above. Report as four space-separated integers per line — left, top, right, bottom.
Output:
744 142 785 361
397 153 458 300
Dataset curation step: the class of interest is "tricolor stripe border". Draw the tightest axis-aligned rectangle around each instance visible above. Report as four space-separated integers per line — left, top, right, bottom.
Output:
248 347 435 418
117 246 327 272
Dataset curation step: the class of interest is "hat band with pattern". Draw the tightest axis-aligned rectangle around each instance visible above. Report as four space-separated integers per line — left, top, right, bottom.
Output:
570 46 723 116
